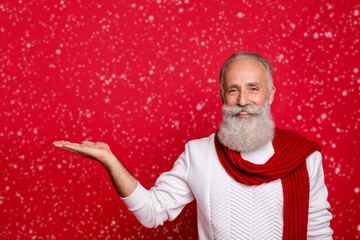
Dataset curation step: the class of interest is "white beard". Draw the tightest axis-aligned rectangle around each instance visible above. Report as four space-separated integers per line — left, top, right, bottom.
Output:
217 103 275 152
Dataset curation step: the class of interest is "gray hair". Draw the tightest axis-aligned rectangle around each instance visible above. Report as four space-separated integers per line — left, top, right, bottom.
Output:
219 52 274 95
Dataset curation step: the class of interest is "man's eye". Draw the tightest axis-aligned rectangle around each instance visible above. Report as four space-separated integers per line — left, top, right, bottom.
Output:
250 88 258 91
228 89 238 94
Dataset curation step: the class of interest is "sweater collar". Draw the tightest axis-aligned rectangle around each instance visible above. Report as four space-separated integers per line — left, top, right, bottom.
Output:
240 141 274 165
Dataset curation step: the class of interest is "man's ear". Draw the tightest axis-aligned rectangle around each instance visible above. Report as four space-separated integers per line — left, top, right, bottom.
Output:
268 87 276 105
219 90 225 104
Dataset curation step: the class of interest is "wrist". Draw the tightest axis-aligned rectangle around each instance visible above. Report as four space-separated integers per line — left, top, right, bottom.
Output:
100 153 119 170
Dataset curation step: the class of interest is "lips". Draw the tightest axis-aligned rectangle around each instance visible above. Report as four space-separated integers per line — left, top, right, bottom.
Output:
238 111 253 118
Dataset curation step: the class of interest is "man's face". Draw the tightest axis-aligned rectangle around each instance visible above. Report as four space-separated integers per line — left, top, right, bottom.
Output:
222 59 275 117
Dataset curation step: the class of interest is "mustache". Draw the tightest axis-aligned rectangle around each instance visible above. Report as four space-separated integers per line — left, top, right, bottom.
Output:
222 104 262 116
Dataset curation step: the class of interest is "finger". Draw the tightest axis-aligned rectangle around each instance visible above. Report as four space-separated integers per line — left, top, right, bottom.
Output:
53 142 82 153
53 141 79 147
93 142 110 149
61 146 92 158
61 144 97 160
53 141 64 146
62 142 86 150
61 145 85 154
53 141 71 147
52 140 97 159
80 140 94 146
62 143 96 156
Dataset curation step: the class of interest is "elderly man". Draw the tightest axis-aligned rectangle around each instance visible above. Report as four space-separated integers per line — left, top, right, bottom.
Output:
53 52 333 239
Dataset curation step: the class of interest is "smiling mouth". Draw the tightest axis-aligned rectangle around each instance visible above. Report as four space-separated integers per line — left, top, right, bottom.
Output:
238 111 253 118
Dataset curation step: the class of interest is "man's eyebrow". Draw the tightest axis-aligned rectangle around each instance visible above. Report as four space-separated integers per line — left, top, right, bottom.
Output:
247 82 261 87
226 84 239 89
226 82 262 88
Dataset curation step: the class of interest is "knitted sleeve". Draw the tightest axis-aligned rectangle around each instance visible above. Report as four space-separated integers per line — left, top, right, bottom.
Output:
307 151 334 239
121 144 195 228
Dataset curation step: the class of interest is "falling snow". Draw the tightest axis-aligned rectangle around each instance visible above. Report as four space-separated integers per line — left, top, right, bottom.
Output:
0 0 359 239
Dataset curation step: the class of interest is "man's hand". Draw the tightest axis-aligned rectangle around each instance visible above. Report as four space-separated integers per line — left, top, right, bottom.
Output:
52 140 138 197
52 140 115 166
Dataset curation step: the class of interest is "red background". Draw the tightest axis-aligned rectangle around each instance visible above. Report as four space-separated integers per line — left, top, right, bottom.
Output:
1 0 359 239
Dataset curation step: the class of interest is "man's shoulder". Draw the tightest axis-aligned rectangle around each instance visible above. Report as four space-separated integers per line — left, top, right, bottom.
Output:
187 133 215 146
185 133 216 154
185 133 217 173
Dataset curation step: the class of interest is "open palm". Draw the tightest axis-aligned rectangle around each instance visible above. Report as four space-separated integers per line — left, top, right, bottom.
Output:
52 140 113 163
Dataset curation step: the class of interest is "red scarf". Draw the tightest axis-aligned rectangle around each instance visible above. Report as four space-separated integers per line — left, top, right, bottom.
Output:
214 127 321 240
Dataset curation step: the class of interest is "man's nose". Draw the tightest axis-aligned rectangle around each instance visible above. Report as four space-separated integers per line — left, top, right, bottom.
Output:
237 92 249 106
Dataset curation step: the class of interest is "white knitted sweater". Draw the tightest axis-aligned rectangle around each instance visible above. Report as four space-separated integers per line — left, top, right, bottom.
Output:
122 134 333 239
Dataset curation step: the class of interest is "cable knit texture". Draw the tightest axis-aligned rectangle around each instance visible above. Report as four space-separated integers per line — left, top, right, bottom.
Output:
121 133 333 239
214 128 321 239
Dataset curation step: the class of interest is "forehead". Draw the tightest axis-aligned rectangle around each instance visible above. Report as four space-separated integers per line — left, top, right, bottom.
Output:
223 59 267 86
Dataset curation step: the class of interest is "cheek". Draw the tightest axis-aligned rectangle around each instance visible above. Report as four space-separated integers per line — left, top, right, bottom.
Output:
225 95 237 106
253 93 268 105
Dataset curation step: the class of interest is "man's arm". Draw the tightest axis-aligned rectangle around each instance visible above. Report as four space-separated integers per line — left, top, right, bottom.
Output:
53 140 195 228
52 140 137 198
307 151 333 239
120 148 195 228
